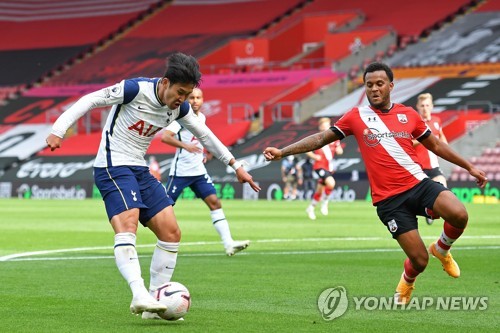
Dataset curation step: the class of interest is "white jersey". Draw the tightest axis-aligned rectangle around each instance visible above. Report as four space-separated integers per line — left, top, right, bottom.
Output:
167 112 207 177
51 77 234 167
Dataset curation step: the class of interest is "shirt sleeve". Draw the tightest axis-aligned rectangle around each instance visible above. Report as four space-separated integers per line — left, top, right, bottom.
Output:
51 81 125 138
332 108 355 139
411 109 430 139
177 109 234 165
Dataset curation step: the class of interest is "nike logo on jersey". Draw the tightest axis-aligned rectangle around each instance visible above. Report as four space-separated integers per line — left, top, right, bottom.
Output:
138 105 147 110
131 190 137 201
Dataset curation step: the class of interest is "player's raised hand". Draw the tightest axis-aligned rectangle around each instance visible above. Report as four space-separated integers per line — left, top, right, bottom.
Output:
263 147 282 161
46 134 62 151
469 167 488 188
235 168 261 192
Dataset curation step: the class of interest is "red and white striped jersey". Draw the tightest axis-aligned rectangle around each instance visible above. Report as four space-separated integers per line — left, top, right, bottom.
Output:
414 115 443 169
312 141 341 172
333 104 430 204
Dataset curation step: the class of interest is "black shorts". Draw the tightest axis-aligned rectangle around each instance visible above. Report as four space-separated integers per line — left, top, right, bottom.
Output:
376 178 449 239
423 167 444 179
314 168 334 184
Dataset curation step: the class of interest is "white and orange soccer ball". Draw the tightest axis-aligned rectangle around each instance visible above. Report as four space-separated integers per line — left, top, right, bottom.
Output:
153 282 191 320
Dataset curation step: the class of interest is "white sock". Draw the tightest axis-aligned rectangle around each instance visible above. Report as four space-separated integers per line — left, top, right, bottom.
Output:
114 232 148 298
211 208 233 248
308 199 319 209
149 240 179 292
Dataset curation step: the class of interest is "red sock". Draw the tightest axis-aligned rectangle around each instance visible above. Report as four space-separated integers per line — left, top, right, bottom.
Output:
436 221 465 255
312 192 321 202
403 258 422 283
324 188 332 196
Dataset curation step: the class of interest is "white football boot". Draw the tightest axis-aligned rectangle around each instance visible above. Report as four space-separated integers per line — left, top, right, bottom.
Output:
225 240 250 256
130 294 166 315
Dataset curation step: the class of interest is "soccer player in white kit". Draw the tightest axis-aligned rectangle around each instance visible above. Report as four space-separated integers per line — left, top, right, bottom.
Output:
45 53 260 317
263 62 487 305
162 88 250 256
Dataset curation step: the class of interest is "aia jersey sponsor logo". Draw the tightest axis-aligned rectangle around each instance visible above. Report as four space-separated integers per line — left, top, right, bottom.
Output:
128 120 161 137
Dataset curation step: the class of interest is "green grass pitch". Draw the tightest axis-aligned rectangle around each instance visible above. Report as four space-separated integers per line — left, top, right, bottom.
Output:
0 199 498 332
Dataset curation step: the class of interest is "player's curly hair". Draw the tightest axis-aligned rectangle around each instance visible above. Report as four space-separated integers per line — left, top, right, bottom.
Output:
363 62 394 83
164 52 202 87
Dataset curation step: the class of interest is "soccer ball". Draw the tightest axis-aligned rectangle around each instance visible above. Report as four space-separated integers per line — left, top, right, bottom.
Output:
154 282 191 320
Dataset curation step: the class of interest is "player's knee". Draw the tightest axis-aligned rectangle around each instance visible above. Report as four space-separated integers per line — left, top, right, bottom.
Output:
452 209 468 228
157 225 181 242
410 252 429 272
168 227 181 242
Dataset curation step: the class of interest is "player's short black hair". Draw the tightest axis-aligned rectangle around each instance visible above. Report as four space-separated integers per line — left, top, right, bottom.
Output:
363 62 394 82
164 52 202 87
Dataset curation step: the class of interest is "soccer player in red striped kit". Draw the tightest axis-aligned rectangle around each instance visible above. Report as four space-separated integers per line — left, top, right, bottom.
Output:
263 62 488 304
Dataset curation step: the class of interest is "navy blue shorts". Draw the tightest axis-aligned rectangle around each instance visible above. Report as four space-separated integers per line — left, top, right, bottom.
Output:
165 174 216 202
94 166 173 226
375 178 449 239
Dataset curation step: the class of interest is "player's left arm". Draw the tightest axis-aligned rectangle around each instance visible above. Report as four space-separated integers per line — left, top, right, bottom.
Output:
179 111 260 192
420 134 488 187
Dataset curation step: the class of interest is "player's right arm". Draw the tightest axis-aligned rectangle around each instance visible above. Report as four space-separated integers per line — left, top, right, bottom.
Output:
264 129 340 161
161 122 203 154
46 82 125 151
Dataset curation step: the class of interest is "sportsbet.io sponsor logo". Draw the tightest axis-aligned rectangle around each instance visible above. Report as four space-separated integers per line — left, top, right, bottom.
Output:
317 286 488 320
16 184 86 199
362 128 411 147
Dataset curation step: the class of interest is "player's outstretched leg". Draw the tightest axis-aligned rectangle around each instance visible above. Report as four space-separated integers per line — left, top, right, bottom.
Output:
210 208 250 256
225 240 250 256
142 240 179 319
320 188 333 216
306 191 321 220
114 233 166 314
428 191 467 278
429 221 464 278
394 258 422 304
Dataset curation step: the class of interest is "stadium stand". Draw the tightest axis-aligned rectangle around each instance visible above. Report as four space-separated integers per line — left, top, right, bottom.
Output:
451 143 500 181
388 10 499 67
259 0 476 44
0 0 164 87
475 0 500 11
0 0 497 194
47 0 305 85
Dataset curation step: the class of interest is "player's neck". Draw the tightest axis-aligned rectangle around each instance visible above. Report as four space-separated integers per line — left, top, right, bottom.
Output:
370 102 393 112
156 79 165 106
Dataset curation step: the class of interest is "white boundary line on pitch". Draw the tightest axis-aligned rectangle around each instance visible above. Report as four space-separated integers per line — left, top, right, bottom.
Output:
3 245 500 262
1 235 499 262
